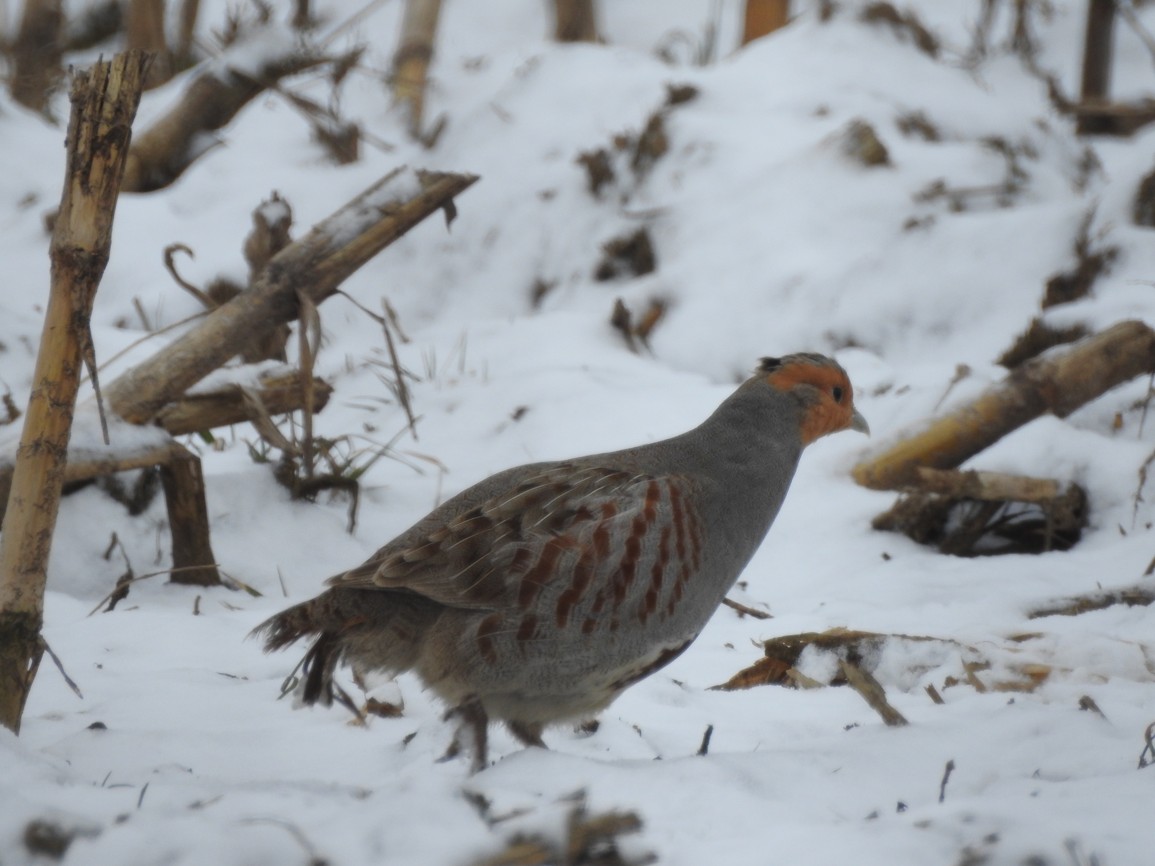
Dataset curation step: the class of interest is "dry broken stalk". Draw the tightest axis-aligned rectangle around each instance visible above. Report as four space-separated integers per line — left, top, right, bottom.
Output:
154 372 333 437
125 0 174 89
104 167 478 425
158 446 222 586
907 467 1064 502
742 0 791 44
391 0 443 141
1078 0 1116 135
839 658 909 727
121 40 328 192
551 0 599 42
853 321 1155 490
0 52 148 734
0 439 181 526
175 0 200 67
8 0 64 113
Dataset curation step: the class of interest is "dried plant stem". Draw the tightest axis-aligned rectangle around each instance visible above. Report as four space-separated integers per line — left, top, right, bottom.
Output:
0 53 147 734
741 0 790 44
8 0 63 113
392 0 443 140
552 0 598 42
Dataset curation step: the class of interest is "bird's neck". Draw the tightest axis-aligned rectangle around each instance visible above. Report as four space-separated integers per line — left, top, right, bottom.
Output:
656 385 805 537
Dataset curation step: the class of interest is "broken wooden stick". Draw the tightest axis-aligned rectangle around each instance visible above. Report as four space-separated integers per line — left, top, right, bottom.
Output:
839 658 908 727
905 467 1062 501
853 321 1155 490
158 445 221 586
0 433 222 586
1 436 180 526
392 0 443 141
8 0 64 113
551 0 599 42
0 427 226 591
121 32 327 191
742 0 791 44
154 372 333 436
1027 584 1155 619
105 167 478 425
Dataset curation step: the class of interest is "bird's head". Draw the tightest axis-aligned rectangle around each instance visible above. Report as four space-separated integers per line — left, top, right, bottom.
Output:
757 353 870 445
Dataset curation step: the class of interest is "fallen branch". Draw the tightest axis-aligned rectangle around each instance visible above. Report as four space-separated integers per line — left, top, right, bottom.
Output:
853 321 1155 490
121 29 328 191
906 467 1063 502
839 658 908 727
1 436 182 526
0 433 222 586
154 372 332 436
721 596 772 620
1072 99 1155 137
104 167 478 425
1027 585 1155 619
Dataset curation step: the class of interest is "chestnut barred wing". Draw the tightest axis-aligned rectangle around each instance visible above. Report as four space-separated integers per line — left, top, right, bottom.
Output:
324 464 702 620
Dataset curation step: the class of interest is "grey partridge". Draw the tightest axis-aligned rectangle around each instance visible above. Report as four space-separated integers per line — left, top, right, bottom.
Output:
254 353 868 770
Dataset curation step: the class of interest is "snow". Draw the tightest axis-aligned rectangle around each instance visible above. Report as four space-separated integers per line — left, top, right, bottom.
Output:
3 1 1155 864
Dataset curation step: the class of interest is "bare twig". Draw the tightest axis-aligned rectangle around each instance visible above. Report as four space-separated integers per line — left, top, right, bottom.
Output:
721 596 772 619
938 759 955 803
381 299 418 438
697 723 714 756
40 638 83 698
296 291 322 477
1139 721 1155 769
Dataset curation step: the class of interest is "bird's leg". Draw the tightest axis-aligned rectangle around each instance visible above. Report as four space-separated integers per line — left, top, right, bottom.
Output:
441 698 489 773
507 720 546 749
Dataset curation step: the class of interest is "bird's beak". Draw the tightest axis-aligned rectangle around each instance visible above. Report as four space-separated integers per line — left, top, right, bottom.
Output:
849 409 870 436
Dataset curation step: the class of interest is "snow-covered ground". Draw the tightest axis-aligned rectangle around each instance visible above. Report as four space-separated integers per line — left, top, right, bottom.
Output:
3 1 1155 863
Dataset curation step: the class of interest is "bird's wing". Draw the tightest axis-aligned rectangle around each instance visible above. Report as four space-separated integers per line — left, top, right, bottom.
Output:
324 463 665 611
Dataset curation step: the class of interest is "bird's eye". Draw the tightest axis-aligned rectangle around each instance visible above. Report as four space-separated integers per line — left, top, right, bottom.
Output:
832 386 844 403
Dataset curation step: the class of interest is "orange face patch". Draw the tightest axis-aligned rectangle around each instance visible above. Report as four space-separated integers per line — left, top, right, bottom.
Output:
764 360 858 445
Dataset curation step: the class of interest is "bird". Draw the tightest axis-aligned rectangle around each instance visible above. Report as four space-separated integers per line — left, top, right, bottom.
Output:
254 353 868 771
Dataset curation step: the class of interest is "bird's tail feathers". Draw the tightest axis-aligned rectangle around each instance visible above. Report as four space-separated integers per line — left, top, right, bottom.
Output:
251 599 349 711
